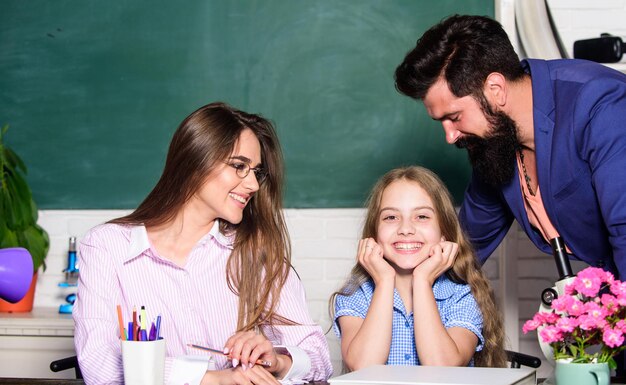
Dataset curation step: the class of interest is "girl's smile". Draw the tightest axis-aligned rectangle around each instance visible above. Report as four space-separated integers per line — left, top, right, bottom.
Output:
393 242 424 252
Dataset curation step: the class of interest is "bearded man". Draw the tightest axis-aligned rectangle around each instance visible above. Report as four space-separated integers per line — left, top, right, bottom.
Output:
394 14 626 280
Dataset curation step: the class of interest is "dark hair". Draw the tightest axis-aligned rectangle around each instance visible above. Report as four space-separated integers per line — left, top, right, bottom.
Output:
395 14 525 100
112 102 293 331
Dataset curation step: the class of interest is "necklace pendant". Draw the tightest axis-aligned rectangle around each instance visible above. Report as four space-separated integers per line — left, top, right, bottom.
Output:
519 149 535 196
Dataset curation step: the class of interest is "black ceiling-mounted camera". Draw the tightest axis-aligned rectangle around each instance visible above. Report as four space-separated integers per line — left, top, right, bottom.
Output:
573 33 625 63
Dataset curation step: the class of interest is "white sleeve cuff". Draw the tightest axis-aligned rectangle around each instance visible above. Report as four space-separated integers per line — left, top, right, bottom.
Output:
274 346 311 385
167 355 211 385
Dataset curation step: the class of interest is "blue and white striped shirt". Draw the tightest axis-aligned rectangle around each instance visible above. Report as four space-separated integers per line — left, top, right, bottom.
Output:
333 275 484 366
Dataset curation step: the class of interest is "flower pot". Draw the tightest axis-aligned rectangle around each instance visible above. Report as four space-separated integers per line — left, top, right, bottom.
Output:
0 272 37 312
555 361 610 385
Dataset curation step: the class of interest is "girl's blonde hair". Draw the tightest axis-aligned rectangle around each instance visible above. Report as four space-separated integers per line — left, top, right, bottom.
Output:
330 166 507 367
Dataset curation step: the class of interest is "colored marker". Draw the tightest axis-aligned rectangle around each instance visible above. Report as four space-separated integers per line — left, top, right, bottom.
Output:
155 315 161 339
116 305 125 340
140 306 147 331
132 307 137 341
149 323 156 341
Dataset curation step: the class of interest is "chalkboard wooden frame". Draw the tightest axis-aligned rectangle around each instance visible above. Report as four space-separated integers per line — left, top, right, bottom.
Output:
1 1 492 208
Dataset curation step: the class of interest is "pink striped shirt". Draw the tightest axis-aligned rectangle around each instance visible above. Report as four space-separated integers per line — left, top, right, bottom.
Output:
73 221 332 384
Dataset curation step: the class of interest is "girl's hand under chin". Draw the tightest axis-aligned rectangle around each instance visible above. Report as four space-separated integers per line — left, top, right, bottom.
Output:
358 238 395 284
413 237 458 285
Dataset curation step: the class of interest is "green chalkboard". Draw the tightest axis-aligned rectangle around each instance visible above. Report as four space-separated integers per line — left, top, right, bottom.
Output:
1 1 492 209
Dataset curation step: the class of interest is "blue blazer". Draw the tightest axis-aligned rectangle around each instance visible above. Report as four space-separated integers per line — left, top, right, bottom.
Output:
459 59 626 278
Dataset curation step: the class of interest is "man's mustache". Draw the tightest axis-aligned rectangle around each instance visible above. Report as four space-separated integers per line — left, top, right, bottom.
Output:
455 135 482 150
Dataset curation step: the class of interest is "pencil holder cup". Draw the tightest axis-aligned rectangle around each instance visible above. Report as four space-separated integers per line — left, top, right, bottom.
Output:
121 338 166 385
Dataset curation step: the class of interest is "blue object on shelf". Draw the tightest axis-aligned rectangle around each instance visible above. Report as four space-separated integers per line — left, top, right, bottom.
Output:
59 236 79 314
59 293 76 314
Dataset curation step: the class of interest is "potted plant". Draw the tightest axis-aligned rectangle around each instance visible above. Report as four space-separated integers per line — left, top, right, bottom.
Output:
0 124 49 312
523 266 626 385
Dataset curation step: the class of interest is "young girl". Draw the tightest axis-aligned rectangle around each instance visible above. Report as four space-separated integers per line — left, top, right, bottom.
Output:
331 166 506 371
74 102 333 385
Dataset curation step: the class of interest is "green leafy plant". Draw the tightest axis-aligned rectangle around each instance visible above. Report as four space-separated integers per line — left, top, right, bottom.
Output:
0 124 49 272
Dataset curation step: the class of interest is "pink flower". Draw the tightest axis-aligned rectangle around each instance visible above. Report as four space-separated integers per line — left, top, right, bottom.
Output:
522 310 564 333
564 284 576 296
556 317 579 333
551 296 568 312
552 295 585 316
581 267 614 282
603 326 625 348
537 311 560 324
573 268 606 297
523 319 541 334
546 312 561 324
610 281 626 305
584 301 608 318
600 294 619 314
526 266 626 364
539 326 563 344
578 313 607 330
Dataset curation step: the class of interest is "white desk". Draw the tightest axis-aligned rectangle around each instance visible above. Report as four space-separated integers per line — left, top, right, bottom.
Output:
0 308 75 379
329 365 535 385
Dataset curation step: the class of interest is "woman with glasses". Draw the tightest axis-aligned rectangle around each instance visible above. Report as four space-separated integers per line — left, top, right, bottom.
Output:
73 102 333 385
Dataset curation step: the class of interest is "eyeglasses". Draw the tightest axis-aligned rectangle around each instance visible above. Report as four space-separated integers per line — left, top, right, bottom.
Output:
225 161 268 184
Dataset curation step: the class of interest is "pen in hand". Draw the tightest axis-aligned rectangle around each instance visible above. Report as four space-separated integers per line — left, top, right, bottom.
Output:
187 344 272 367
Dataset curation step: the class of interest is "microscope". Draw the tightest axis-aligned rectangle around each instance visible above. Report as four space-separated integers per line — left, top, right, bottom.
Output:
537 237 576 363
58 236 79 314
535 237 577 384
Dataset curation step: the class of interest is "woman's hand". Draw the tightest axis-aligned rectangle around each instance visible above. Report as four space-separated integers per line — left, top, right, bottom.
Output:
201 366 281 385
223 330 291 378
357 238 395 285
223 331 277 370
413 238 458 286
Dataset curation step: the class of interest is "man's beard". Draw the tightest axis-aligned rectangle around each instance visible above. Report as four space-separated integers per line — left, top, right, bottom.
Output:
455 109 520 187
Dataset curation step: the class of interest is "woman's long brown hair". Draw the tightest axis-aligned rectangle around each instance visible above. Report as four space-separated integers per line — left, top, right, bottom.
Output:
111 102 292 331
330 166 506 367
